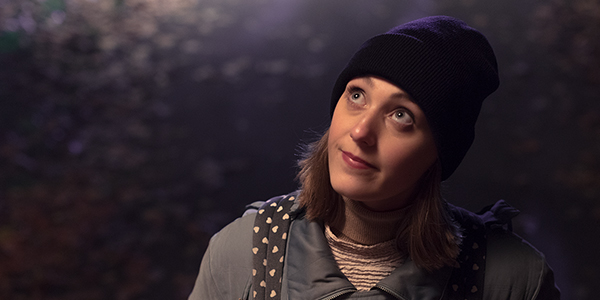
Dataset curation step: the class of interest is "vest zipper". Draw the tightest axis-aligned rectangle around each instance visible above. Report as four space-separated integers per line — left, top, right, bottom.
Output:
374 284 407 300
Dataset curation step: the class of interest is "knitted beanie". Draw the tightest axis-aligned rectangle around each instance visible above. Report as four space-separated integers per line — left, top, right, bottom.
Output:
330 16 499 181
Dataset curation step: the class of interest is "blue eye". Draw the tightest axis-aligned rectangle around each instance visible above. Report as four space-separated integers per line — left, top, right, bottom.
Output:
344 84 367 106
392 110 413 125
349 91 364 104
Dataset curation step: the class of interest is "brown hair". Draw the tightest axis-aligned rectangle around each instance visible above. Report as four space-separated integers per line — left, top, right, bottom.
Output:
297 130 461 272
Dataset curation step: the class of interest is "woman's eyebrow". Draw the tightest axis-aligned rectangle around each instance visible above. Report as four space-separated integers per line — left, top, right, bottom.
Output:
354 77 412 101
390 92 411 100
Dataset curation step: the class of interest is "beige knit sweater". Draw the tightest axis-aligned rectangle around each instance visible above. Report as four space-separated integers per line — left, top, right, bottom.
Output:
326 199 408 291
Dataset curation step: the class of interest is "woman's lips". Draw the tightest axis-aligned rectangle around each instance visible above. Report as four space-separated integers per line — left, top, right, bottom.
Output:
341 151 375 169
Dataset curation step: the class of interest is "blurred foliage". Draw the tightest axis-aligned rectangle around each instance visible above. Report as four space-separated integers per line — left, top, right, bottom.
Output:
0 0 598 299
0 0 242 298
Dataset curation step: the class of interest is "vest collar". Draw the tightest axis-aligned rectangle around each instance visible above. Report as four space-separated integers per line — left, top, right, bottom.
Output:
283 217 452 300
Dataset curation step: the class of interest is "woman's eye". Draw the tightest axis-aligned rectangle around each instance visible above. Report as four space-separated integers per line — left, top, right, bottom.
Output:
348 91 365 105
392 110 414 125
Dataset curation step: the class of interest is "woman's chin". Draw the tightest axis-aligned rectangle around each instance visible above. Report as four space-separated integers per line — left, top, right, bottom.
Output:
331 183 371 201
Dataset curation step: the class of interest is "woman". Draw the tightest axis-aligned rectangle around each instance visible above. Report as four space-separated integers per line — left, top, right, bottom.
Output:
189 16 560 300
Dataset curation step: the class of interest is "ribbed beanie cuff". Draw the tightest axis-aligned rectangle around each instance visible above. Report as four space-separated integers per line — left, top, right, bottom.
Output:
330 16 499 180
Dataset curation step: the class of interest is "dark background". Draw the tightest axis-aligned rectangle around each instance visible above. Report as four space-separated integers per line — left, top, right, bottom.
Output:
1 0 598 299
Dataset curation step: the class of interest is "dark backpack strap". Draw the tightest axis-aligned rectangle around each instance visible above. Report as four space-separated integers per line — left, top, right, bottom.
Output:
446 212 487 300
251 193 297 300
445 200 520 300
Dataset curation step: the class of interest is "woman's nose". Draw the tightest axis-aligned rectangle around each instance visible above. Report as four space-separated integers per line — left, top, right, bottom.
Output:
350 114 377 147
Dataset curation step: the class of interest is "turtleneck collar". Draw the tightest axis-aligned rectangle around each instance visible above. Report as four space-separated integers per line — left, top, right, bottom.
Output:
330 197 411 245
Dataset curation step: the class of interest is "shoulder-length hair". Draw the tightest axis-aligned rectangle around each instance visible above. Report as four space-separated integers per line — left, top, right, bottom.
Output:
297 130 462 272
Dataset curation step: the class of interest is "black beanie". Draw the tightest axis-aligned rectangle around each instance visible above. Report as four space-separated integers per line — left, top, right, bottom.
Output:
330 15 499 181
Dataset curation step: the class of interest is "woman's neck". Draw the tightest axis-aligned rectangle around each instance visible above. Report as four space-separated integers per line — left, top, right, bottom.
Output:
330 198 410 245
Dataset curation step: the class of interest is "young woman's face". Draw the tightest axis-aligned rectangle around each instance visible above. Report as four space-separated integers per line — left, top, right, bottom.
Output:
328 76 438 211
